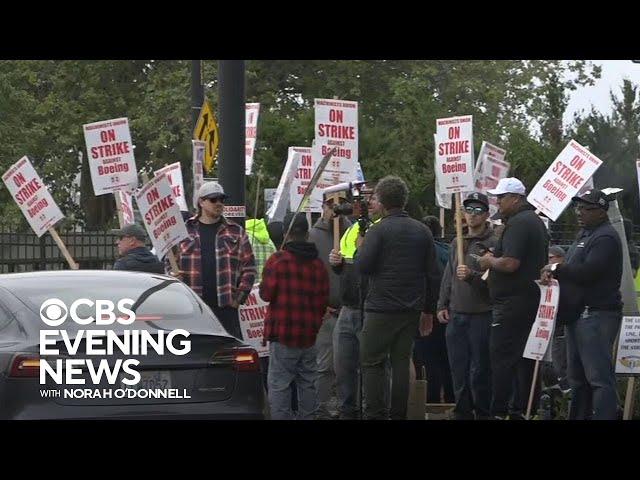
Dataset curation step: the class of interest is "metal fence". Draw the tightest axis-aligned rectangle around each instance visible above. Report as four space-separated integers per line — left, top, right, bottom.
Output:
0 227 119 273
0 224 637 274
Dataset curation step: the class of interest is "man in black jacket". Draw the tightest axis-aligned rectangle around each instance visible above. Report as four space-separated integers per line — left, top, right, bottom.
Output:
112 224 165 274
354 176 441 420
541 189 622 420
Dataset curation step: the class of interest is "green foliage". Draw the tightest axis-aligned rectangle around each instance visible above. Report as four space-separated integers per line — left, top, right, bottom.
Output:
1 60 619 232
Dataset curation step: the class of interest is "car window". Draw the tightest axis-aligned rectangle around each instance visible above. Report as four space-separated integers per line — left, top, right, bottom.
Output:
6 275 228 336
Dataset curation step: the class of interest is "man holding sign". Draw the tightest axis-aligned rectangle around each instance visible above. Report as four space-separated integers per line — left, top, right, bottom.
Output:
540 189 622 420
478 177 549 419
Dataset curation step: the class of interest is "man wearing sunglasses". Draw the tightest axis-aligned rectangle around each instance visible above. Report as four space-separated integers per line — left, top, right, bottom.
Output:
174 181 256 339
437 192 497 419
540 189 622 420
478 177 549 419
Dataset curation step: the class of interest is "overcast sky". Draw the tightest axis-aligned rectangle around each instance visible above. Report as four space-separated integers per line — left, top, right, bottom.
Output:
563 60 640 127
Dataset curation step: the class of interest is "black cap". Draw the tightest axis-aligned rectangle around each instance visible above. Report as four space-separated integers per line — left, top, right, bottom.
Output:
283 212 309 236
571 189 609 210
463 192 489 209
111 223 147 241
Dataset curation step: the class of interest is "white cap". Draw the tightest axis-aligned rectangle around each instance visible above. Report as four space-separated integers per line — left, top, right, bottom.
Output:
197 181 227 200
487 177 526 196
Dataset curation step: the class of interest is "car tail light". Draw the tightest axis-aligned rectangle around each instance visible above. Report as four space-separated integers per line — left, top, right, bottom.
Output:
210 347 260 372
9 355 40 378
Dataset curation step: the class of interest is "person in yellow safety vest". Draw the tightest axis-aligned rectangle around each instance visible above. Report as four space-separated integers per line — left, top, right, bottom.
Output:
328 194 383 419
246 218 277 281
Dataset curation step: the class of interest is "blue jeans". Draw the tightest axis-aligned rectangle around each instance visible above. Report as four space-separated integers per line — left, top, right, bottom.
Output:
268 342 318 420
333 306 362 419
566 309 622 420
445 312 492 419
315 312 337 418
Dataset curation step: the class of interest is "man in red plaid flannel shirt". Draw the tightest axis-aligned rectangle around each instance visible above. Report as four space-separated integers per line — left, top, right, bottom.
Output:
260 212 330 420
174 182 256 339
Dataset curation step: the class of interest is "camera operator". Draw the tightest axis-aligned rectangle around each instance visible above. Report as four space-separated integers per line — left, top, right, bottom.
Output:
309 192 352 419
329 190 385 419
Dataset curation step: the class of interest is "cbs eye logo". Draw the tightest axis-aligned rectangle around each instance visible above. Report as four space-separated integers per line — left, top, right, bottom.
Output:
39 299 68 327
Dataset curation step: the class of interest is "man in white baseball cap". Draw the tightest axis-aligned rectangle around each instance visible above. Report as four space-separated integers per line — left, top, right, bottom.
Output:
486 177 527 196
173 181 256 339
478 176 549 419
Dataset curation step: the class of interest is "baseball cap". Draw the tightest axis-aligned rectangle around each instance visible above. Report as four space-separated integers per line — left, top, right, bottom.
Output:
197 181 227 200
463 192 489 209
548 245 566 258
487 177 526 196
111 223 147 241
571 189 609 210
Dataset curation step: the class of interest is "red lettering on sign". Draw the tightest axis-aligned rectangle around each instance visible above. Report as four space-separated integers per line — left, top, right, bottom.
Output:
100 129 116 143
329 109 344 123
147 188 160 204
13 172 27 188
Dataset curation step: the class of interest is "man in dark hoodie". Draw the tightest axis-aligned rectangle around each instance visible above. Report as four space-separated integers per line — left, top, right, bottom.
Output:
260 212 330 420
309 192 351 419
437 192 497 419
112 223 165 274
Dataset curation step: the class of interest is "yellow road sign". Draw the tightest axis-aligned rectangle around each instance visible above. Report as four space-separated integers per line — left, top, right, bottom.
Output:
194 99 220 173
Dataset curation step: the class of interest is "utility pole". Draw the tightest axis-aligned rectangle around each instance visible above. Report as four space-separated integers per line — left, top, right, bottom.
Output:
217 60 246 226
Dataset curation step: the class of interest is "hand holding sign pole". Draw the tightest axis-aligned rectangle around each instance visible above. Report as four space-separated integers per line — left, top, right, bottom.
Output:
435 116 474 273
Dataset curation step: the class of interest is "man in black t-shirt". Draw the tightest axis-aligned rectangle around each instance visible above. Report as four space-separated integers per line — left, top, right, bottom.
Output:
478 177 549 419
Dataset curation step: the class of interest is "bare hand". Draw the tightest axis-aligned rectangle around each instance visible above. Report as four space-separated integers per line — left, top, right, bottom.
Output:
419 313 434 336
356 235 365 249
170 269 185 280
456 264 472 281
437 309 450 324
477 252 494 271
329 249 344 267
540 265 554 286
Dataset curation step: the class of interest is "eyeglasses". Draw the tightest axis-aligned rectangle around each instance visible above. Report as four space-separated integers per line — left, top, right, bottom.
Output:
205 197 225 204
573 204 600 212
464 206 488 215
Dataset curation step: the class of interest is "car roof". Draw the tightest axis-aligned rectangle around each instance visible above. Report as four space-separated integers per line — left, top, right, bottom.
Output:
0 270 175 287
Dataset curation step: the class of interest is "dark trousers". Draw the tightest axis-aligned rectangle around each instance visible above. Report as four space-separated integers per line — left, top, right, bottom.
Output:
413 321 454 404
490 296 541 418
445 312 492 419
360 311 419 420
211 305 242 339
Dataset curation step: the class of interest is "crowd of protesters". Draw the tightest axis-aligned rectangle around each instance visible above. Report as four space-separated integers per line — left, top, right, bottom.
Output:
113 176 628 420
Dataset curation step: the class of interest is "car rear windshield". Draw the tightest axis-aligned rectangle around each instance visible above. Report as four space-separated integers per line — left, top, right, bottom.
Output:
6 273 228 336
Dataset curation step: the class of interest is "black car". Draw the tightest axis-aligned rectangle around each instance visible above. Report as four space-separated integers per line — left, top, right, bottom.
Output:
0 270 266 419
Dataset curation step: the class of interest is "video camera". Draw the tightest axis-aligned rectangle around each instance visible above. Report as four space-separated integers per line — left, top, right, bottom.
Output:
323 181 375 236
